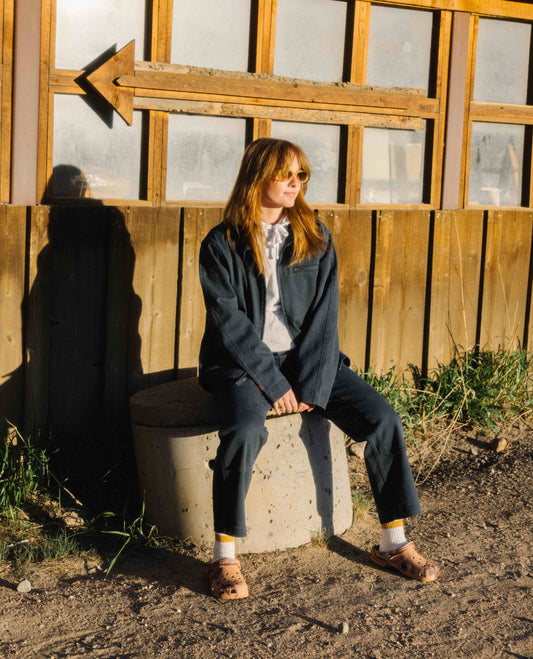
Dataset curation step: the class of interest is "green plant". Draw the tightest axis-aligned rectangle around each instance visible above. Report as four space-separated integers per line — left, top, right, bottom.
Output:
311 527 332 548
0 427 51 511
358 346 533 440
103 502 159 575
352 489 373 516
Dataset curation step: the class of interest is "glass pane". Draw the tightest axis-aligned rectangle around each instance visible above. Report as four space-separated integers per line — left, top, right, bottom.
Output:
171 0 251 71
166 115 246 201
270 121 340 203
366 6 433 92
361 127 426 204
51 95 142 200
474 19 531 104
273 0 346 82
468 122 524 207
55 0 146 70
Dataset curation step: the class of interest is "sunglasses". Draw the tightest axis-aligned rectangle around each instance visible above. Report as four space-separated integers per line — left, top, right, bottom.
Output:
273 168 310 183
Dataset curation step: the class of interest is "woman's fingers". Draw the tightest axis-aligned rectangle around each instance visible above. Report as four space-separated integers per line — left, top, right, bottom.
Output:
273 391 315 415
274 389 298 414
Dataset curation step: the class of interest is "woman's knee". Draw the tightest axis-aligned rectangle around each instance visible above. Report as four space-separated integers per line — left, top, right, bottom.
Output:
368 402 405 451
218 417 268 469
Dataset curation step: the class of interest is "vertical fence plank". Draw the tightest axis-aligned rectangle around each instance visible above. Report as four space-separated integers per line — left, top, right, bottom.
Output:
125 206 181 394
428 210 484 368
480 210 533 351
47 206 109 439
24 205 50 436
0 205 26 430
321 209 372 369
370 210 431 374
176 207 222 375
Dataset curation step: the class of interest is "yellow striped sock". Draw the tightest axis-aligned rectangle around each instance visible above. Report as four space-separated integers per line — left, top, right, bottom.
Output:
214 533 236 560
381 520 404 530
379 519 407 552
215 533 235 542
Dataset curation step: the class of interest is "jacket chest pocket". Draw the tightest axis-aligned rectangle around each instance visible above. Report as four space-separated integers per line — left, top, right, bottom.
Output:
283 264 320 321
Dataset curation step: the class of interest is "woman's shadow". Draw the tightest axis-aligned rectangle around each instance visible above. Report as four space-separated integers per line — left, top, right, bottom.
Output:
1 165 151 510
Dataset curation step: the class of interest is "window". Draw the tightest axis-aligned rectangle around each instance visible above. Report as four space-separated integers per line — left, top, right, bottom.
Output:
466 16 533 207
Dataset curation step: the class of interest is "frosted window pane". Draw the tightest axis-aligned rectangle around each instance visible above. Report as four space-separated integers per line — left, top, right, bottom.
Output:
361 127 426 204
171 0 251 71
468 123 524 207
270 121 340 203
52 95 142 200
166 115 246 201
273 0 346 82
474 19 531 104
366 6 432 92
55 0 146 70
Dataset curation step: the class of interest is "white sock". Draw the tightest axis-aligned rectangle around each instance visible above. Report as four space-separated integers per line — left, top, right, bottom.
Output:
379 520 408 553
213 533 236 561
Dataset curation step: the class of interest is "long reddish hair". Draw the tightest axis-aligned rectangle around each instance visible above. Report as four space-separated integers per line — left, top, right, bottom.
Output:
223 138 326 275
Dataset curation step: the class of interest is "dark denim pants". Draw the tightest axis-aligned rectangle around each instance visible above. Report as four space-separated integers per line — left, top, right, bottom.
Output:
211 352 422 537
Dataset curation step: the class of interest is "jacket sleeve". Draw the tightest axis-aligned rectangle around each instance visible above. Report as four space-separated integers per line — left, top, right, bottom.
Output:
199 236 291 404
293 229 341 409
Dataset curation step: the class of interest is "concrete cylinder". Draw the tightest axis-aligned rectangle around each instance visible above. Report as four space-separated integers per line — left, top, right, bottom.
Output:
130 379 353 553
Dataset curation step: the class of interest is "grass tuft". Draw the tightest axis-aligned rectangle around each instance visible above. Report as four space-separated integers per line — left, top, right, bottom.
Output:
359 346 533 440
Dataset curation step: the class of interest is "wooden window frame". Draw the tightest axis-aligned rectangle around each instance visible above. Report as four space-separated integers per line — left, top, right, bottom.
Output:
0 0 14 202
37 0 533 208
461 13 533 209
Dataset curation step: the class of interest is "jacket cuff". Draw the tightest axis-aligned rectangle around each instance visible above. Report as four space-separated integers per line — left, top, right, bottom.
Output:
262 374 292 405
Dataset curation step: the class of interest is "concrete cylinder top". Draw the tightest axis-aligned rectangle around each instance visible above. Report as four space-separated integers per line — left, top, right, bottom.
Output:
130 378 222 428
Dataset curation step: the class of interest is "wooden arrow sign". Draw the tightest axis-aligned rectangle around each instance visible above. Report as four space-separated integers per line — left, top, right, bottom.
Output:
83 40 434 130
86 40 135 125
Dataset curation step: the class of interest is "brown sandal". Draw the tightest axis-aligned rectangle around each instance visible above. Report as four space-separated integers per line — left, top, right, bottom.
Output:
208 558 249 600
370 541 439 583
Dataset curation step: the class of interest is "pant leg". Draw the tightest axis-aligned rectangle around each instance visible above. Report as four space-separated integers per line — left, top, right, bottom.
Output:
210 374 272 537
317 363 422 524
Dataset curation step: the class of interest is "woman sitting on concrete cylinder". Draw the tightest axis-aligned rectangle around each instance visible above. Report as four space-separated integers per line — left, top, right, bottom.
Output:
198 137 438 600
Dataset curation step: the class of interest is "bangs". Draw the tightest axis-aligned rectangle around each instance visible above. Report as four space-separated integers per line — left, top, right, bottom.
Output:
275 145 311 178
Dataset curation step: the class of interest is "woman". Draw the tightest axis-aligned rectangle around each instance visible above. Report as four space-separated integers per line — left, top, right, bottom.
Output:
199 138 438 600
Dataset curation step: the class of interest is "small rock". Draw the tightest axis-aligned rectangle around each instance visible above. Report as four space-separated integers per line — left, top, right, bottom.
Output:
470 446 479 456
339 621 349 634
490 437 507 453
17 579 32 593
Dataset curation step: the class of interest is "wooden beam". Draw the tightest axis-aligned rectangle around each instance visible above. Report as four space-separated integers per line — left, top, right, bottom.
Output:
119 65 430 111
470 102 533 125
362 0 533 20
0 0 14 202
429 10 453 208
133 96 425 129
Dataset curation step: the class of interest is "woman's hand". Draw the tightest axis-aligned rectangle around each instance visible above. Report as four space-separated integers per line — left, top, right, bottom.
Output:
273 390 314 415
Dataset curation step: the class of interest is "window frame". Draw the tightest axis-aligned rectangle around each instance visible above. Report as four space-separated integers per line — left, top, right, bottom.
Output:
462 13 533 209
37 0 533 208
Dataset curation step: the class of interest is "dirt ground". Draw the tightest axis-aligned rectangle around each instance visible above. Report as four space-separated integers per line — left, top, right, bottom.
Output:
0 429 531 659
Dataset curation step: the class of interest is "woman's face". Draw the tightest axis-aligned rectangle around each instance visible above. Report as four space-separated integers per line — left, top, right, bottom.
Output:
261 154 302 217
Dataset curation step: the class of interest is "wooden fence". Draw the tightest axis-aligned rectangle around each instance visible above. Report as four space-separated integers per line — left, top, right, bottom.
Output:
1 204 533 443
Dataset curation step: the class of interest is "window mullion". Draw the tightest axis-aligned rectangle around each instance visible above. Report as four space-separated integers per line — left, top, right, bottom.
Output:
252 0 277 140
148 0 173 204
345 0 370 207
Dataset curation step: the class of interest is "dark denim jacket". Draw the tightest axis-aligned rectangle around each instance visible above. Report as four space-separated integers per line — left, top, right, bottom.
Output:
198 220 348 408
